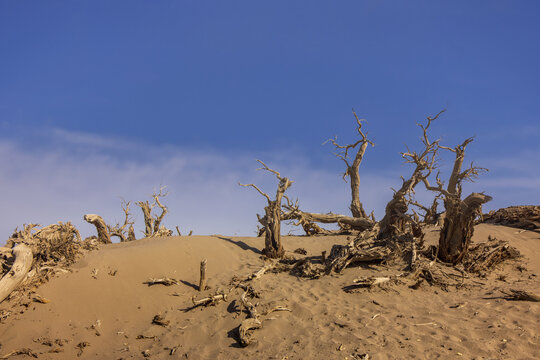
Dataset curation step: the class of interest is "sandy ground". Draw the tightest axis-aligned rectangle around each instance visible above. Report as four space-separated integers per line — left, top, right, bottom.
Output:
0 224 538 359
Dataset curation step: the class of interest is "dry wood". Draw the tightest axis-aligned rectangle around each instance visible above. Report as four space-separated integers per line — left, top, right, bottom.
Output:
0 348 38 359
500 289 540 302
240 160 293 258
0 244 33 304
32 294 50 304
246 261 276 281
143 278 179 286
379 110 444 239
84 214 111 244
238 318 262 347
108 201 134 242
191 293 227 307
152 314 170 327
325 109 374 218
199 259 207 291
424 136 491 263
137 186 170 237
352 276 391 288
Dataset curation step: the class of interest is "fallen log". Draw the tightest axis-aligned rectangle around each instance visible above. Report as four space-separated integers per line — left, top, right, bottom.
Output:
286 211 374 231
0 244 33 304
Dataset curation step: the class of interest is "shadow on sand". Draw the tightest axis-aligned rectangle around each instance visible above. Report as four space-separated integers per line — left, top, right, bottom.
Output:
214 236 262 255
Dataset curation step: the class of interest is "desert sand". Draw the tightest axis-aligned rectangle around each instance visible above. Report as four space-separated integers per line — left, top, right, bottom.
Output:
0 223 538 359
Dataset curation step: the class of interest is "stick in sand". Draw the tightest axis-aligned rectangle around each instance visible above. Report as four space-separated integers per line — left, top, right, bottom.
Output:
199 259 207 291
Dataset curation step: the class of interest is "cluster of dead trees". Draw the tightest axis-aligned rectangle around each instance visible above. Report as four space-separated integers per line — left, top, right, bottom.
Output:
241 109 492 266
83 186 173 244
0 188 175 305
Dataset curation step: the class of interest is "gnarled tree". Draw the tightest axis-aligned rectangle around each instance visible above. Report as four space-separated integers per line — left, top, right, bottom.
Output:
84 200 137 243
136 186 170 237
378 110 444 239
326 109 374 218
83 214 111 244
424 138 491 263
108 200 136 242
240 160 293 258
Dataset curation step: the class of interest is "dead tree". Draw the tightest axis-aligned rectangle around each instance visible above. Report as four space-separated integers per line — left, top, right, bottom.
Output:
378 110 444 239
424 138 491 263
136 186 169 237
107 200 135 242
83 214 111 244
240 160 293 258
326 109 374 218
281 197 374 234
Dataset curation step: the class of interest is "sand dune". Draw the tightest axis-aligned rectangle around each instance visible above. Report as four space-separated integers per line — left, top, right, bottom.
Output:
0 224 538 359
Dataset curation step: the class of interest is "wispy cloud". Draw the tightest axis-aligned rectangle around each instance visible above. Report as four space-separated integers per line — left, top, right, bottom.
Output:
0 128 396 241
0 128 537 242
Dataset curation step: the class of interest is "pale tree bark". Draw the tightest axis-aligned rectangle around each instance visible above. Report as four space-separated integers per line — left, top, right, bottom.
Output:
326 109 374 218
378 110 444 239
240 160 293 258
136 186 169 237
0 244 33 303
424 138 491 263
281 198 375 233
108 201 135 242
83 214 112 244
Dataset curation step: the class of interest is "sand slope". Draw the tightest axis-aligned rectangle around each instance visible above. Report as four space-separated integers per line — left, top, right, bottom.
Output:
0 224 538 359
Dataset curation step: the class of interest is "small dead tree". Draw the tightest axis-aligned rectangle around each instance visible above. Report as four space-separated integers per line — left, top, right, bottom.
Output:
107 200 136 242
378 110 444 239
136 186 170 237
424 138 491 263
240 160 293 258
326 109 374 218
83 214 111 244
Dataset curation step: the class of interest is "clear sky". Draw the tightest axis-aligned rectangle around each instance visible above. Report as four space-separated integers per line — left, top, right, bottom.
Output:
1 1 539 239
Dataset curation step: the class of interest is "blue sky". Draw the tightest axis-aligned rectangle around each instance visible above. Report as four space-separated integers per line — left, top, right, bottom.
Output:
0 1 539 239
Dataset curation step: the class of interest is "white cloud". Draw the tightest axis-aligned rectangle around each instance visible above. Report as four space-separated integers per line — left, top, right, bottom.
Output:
0 129 396 242
0 128 537 244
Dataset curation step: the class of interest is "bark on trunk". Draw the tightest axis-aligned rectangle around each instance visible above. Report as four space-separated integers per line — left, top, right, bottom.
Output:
438 192 492 263
0 244 33 303
83 214 111 244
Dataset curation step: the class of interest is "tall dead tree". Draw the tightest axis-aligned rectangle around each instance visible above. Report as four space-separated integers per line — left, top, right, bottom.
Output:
378 110 444 239
326 109 374 218
136 186 169 237
240 160 293 258
424 138 491 263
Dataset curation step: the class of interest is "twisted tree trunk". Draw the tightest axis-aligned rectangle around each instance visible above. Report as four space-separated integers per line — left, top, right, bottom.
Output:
438 193 492 263
0 244 33 304
84 214 111 244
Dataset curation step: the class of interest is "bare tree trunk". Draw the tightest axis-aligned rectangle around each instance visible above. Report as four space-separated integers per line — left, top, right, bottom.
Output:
378 110 444 239
137 200 153 237
0 244 33 303
326 109 373 219
83 214 111 244
424 137 490 264
240 161 293 259
438 193 492 263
